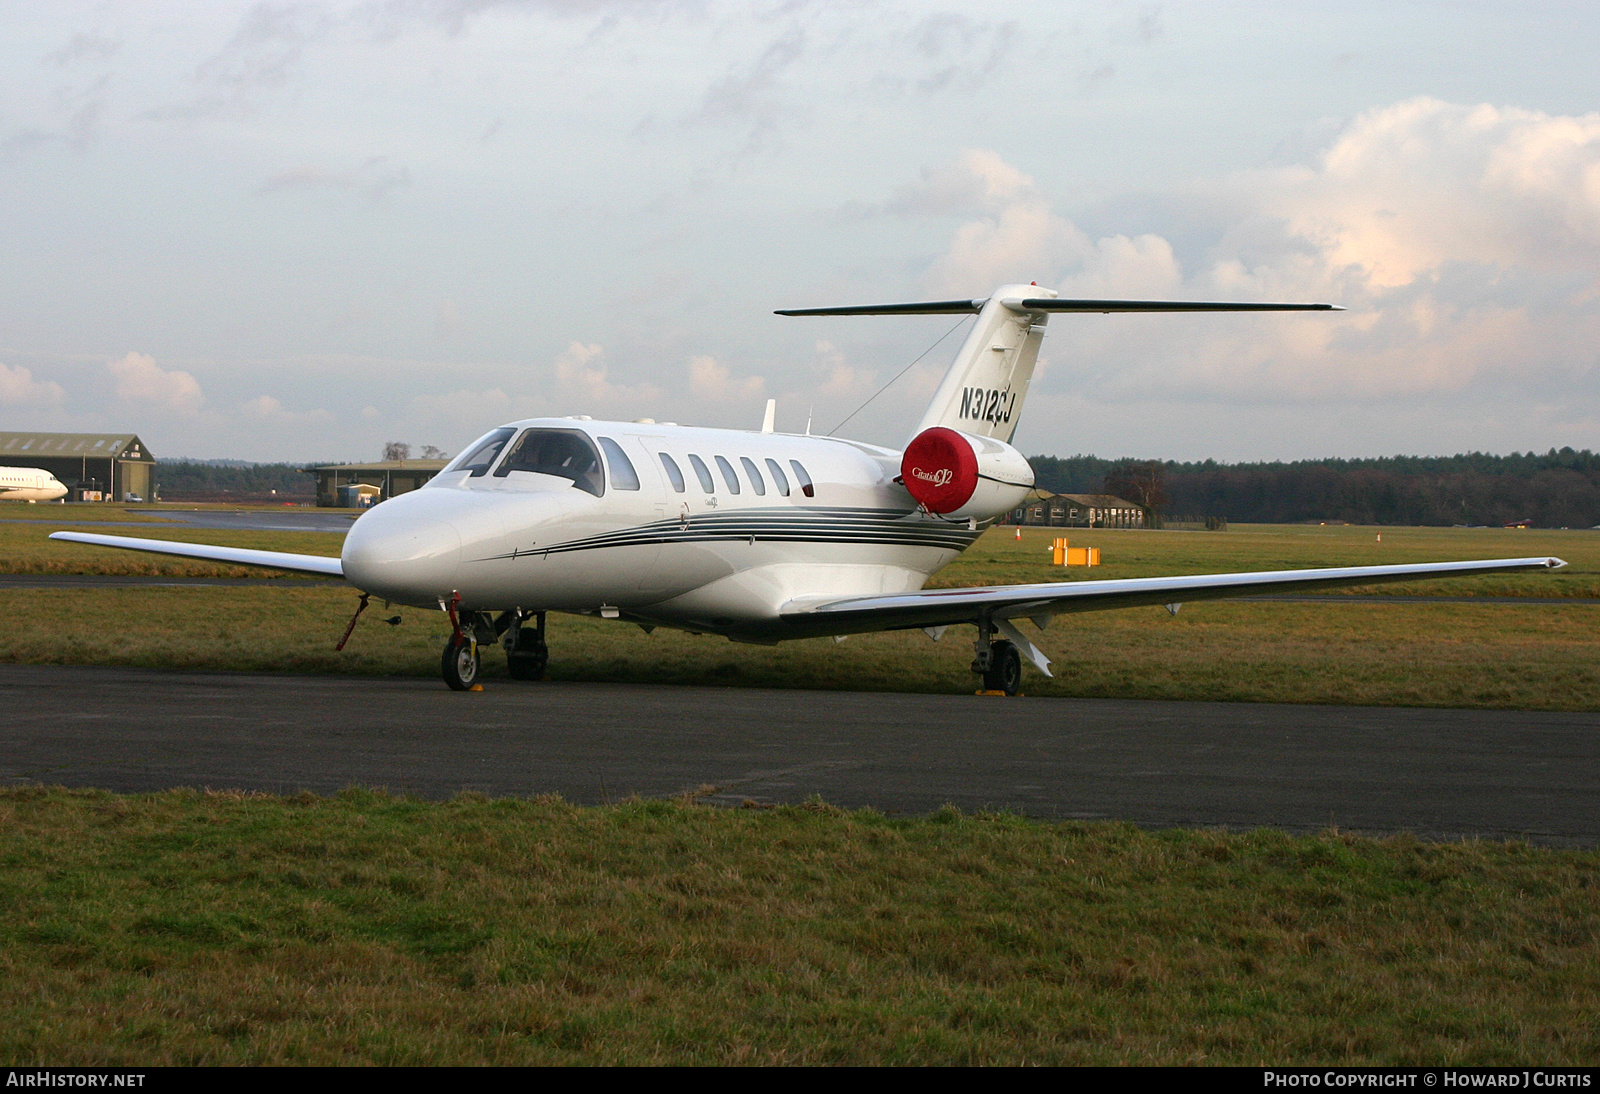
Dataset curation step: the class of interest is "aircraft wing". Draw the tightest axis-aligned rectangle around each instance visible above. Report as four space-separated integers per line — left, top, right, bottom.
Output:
780 556 1566 652
48 531 344 578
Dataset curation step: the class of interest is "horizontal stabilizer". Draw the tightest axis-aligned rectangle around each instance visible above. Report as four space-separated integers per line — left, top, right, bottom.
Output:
775 299 984 316
49 531 344 578
776 297 1340 316
780 556 1564 636
1003 298 1343 313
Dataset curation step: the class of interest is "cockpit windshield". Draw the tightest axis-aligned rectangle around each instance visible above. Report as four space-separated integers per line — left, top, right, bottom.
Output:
441 427 515 477
492 428 605 496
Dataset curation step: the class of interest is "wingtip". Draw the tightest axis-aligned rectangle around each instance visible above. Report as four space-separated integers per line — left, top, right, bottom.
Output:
1548 557 1568 569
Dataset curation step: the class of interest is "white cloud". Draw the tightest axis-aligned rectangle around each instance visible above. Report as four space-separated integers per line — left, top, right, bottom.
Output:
107 352 205 416
687 354 763 402
905 103 1600 408
811 339 875 400
0 363 65 406
1259 98 1600 287
242 394 334 424
552 341 661 409
877 148 1041 218
905 151 1089 294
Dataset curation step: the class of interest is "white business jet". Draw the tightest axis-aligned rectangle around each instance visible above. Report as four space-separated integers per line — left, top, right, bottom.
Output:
1 467 68 503
52 284 1566 692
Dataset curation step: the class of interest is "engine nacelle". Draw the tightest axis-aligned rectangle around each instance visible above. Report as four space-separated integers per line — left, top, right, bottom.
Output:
900 426 1034 521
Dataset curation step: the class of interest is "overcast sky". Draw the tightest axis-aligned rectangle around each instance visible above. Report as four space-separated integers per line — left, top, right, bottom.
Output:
2 1 1598 463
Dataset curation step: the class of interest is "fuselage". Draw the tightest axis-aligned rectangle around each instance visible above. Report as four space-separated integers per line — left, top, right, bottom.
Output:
341 417 1004 640
0 467 67 503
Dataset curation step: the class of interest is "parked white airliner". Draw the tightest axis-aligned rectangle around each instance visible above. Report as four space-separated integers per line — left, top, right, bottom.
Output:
1 467 68 503
52 284 1566 691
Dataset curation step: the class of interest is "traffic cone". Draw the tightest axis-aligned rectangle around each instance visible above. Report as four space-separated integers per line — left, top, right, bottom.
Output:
1014 526 1021 541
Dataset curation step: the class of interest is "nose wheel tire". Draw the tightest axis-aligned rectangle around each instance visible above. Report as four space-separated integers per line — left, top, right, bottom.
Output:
442 633 480 691
982 639 1023 696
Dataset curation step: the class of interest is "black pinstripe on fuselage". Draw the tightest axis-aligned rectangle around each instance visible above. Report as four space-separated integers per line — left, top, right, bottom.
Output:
475 506 982 562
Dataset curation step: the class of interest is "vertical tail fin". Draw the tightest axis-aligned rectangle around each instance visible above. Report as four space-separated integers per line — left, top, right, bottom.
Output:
911 284 1050 445
775 283 1052 446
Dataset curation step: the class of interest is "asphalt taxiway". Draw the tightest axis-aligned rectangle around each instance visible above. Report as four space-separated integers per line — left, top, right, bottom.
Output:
3 664 1595 845
2 509 356 534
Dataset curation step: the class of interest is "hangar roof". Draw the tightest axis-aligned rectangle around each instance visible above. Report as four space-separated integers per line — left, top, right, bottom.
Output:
0 432 153 462
302 460 449 473
1023 489 1142 508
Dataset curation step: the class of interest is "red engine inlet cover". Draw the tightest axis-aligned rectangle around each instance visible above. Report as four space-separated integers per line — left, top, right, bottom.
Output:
901 427 979 513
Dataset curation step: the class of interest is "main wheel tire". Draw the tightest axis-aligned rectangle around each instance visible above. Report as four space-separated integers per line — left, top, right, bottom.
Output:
507 642 548 681
441 633 480 691
983 640 1023 696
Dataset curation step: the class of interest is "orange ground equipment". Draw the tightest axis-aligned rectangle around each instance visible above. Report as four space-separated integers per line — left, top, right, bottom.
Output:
1048 537 1100 567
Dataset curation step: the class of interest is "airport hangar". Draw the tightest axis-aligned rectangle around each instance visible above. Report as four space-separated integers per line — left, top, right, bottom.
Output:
303 459 448 507
1007 490 1148 528
0 432 155 502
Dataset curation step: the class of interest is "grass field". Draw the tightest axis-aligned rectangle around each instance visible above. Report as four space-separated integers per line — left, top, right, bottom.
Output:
5 514 1598 1065
2 788 1596 1066
1 517 1596 708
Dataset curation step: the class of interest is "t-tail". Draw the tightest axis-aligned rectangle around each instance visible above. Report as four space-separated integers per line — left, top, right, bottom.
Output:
777 284 1342 447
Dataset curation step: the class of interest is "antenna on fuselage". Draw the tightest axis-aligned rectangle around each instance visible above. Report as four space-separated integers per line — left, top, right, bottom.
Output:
760 398 776 434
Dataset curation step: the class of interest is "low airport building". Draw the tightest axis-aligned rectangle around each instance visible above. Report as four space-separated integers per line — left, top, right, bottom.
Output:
1009 490 1147 528
0 432 155 501
303 459 449 507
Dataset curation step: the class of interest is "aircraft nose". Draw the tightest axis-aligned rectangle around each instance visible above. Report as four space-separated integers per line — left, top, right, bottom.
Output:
341 500 463 603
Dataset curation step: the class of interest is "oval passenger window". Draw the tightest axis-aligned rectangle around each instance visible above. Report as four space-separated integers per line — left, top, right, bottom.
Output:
764 458 790 496
739 457 766 496
659 453 686 492
789 460 815 498
687 454 715 493
714 455 740 494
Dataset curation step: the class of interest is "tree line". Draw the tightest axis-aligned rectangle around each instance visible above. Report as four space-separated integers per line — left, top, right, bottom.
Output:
156 442 449 500
155 460 315 499
153 447 1600 526
1028 449 1600 528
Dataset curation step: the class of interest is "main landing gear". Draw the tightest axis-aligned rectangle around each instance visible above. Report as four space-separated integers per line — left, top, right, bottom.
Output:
440 606 549 691
502 610 548 680
971 620 1023 696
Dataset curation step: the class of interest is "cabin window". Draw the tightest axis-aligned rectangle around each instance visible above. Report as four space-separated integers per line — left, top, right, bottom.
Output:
687 454 715 493
714 455 740 494
658 453 686 492
597 436 641 491
789 460 815 498
442 427 516 478
764 458 790 497
739 457 766 496
492 429 605 496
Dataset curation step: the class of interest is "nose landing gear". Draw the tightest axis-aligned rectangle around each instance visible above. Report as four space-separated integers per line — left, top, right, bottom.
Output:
441 631 481 691
441 593 494 691
439 604 551 690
